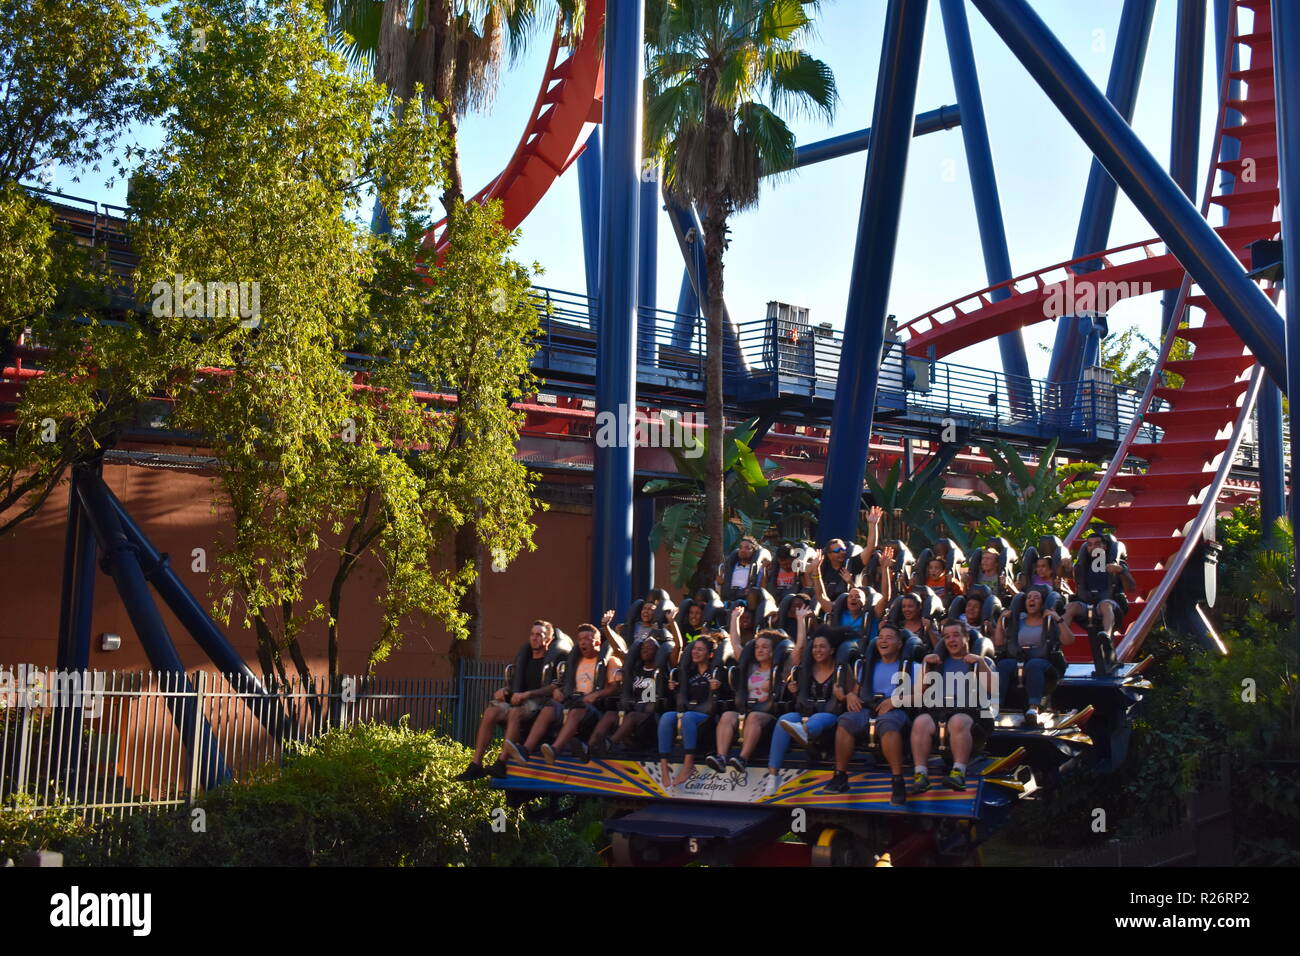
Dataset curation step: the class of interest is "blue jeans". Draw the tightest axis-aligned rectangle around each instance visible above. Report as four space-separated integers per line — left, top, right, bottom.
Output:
658 711 711 757
768 712 838 770
997 657 1055 708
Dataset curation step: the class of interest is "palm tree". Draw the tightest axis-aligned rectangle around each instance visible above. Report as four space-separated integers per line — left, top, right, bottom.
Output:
324 0 585 213
645 0 836 583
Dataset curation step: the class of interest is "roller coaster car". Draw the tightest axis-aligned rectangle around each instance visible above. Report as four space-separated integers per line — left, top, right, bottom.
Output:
625 588 678 635
683 589 729 628
917 539 966 579
502 628 574 690
1019 535 1072 589
774 590 816 635
866 539 913 592
946 585 1002 632
828 589 882 632
554 637 620 701
741 586 780 628
718 545 772 601
728 632 797 707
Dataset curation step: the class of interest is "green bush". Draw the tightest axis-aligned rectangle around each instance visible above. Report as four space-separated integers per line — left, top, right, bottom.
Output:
0 793 92 864
63 721 604 866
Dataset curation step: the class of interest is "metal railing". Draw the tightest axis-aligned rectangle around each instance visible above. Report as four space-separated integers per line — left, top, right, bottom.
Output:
0 661 506 823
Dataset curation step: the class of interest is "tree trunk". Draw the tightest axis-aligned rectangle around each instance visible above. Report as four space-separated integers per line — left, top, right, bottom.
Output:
449 521 482 663
699 201 728 590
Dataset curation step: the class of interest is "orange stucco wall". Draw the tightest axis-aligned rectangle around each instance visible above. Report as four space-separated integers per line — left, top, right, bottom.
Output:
0 461 666 678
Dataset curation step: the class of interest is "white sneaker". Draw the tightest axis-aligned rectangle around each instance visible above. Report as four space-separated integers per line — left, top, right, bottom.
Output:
762 773 780 797
782 719 810 747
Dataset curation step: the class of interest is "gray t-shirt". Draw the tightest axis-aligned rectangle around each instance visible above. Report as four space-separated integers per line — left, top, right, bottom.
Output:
1016 615 1048 660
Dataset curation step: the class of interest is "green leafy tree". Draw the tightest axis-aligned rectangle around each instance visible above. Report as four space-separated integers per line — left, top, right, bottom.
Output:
128 0 496 683
645 0 836 588
643 417 775 589
964 438 1099 551
0 0 154 534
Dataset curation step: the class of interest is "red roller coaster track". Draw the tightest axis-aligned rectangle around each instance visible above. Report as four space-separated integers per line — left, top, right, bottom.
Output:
900 0 1280 662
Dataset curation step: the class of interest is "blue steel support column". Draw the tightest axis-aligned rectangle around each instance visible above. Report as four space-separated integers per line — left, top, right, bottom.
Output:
56 464 98 671
1046 0 1157 388
591 0 643 621
74 471 228 788
638 171 659 366
1272 0 1300 642
939 0 1031 414
578 129 603 313
820 0 928 545
1163 0 1206 334
972 0 1287 388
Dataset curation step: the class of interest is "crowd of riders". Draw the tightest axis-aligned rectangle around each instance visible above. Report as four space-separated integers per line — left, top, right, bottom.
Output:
455 507 1135 808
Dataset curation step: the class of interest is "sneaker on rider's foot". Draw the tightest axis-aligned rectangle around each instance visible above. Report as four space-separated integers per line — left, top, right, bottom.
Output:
454 762 487 782
539 743 557 765
502 740 528 764
484 760 508 779
704 753 726 775
782 720 810 747
906 771 931 795
823 770 850 794
727 755 747 774
761 773 780 797
574 741 590 763
1023 708 1038 728
890 775 908 806
943 768 967 791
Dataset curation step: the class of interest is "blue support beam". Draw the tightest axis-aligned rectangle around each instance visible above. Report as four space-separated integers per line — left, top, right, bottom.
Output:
779 105 961 171
671 105 962 342
973 0 1288 390
56 464 97 672
74 469 228 788
1046 0 1157 388
820 0 929 545
939 0 1032 414
1271 0 1300 643
578 128 603 314
591 0 644 621
1163 0 1206 334
638 170 659 366
664 198 746 369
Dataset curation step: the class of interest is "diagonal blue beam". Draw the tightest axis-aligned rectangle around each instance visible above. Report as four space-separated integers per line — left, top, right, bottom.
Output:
1046 0 1157 388
939 0 1032 414
820 0 929 545
671 106 961 341
972 0 1286 390
1271 0 1300 646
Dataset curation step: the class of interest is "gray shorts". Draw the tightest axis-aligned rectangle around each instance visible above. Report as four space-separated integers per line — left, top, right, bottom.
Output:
838 707 909 738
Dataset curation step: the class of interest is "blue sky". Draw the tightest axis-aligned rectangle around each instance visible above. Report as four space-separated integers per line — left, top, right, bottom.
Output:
54 0 1245 379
